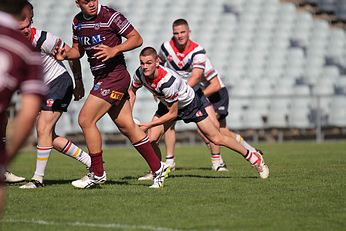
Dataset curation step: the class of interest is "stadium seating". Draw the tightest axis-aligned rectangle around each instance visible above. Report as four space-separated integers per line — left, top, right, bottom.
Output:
29 0 346 136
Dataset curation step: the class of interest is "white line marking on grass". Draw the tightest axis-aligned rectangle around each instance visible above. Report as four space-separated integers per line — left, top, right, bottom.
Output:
2 219 197 231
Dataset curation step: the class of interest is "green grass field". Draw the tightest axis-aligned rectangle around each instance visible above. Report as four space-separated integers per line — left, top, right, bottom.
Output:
1 142 345 231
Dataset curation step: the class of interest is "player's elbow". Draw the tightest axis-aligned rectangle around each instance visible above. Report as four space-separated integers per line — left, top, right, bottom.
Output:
136 36 143 48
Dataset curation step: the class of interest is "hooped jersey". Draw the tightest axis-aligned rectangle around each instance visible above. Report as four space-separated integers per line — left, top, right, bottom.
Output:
132 65 195 109
200 57 225 90
72 5 134 78
158 39 207 81
31 27 67 84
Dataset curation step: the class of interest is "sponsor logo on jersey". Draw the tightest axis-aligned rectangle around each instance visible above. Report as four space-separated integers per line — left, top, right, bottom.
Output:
101 89 111 96
46 99 54 107
78 34 102 46
110 91 124 100
93 81 102 91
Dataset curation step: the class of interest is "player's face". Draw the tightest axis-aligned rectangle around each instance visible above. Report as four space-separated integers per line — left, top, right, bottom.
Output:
76 0 98 17
18 18 32 40
23 5 33 24
140 55 159 78
172 24 190 48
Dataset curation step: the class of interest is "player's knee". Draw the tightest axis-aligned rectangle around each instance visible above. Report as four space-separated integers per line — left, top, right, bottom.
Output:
78 114 92 129
208 135 223 146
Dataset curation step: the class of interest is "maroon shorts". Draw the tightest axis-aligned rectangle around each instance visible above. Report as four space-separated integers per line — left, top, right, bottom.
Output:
91 69 130 106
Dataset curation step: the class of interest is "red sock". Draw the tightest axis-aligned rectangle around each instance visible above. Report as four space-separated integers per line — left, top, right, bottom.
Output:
133 136 161 172
90 151 104 177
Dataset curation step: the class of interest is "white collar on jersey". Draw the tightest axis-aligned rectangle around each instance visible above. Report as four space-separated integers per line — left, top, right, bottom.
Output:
82 3 102 20
0 11 19 29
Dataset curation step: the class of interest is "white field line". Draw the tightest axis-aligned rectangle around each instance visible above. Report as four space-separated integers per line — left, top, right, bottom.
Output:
2 218 193 231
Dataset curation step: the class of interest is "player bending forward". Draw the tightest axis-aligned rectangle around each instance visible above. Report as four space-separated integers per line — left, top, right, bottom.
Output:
129 47 269 179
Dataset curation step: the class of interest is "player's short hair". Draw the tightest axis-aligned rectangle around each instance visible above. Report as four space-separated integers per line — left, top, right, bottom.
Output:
172 18 189 28
140 47 158 58
24 0 33 10
0 0 27 16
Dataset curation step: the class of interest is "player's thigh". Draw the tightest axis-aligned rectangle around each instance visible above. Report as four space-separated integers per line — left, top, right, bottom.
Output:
79 94 111 125
37 111 62 132
205 105 220 128
196 116 222 143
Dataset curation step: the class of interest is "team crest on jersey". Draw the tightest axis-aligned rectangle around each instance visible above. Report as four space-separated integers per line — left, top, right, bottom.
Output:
196 111 203 117
167 55 173 62
94 23 100 30
178 61 184 68
46 99 54 107
110 91 124 101
93 81 102 91
101 89 111 96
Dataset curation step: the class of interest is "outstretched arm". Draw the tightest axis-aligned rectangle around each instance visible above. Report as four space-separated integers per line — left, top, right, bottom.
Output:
64 43 84 101
55 42 84 61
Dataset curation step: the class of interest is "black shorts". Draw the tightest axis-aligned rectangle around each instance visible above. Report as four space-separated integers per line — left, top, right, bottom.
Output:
208 87 229 121
155 93 208 124
42 72 73 112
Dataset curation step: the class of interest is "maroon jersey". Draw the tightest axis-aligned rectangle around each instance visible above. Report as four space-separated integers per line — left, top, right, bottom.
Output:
72 5 134 79
0 12 45 136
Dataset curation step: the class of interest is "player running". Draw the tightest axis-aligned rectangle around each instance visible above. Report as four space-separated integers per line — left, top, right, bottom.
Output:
129 47 269 179
55 0 169 189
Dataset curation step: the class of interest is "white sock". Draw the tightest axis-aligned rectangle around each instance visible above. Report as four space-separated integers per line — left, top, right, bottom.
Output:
61 141 91 168
165 155 175 164
211 154 222 165
245 151 261 165
33 146 53 182
236 134 256 152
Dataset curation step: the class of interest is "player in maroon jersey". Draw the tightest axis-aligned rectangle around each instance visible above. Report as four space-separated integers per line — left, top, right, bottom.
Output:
55 0 169 189
0 0 46 216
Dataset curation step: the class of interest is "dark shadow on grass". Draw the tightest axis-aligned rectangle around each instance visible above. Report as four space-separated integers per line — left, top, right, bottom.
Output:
175 167 212 171
13 179 131 187
169 174 233 179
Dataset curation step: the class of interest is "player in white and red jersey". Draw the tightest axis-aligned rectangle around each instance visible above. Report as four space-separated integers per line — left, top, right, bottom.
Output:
129 47 269 180
157 19 263 175
157 19 230 174
18 1 91 189
55 0 169 189
0 0 45 215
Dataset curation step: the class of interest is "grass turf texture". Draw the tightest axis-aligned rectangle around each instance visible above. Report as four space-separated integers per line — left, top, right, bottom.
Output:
1 142 345 231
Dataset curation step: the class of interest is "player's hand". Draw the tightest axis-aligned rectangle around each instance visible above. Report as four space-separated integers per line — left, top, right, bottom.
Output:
94 44 119 62
73 80 85 101
137 122 151 133
54 47 66 61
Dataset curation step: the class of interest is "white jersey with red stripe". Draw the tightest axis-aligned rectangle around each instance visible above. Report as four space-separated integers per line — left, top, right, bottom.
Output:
132 65 195 109
31 27 67 84
200 57 225 89
158 39 207 81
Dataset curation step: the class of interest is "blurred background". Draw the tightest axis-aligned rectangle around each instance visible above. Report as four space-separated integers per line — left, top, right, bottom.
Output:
10 0 346 145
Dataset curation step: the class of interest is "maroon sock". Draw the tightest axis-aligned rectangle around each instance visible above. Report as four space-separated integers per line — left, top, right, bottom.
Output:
133 136 161 172
90 151 104 177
